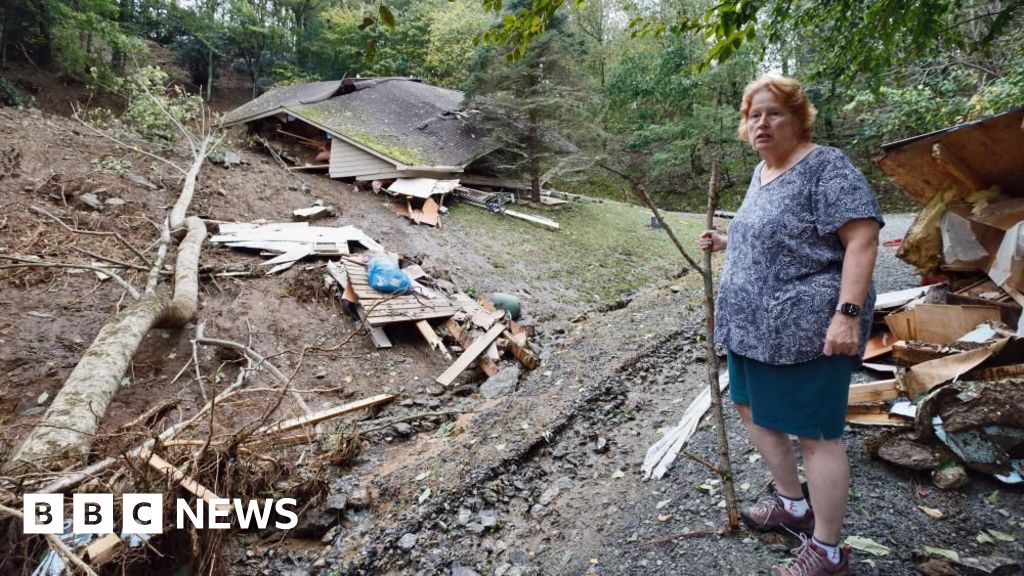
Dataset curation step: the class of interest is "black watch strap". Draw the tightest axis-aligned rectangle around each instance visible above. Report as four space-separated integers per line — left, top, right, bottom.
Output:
837 302 861 317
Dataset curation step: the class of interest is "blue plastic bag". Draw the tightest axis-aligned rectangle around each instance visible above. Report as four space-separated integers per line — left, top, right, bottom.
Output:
367 257 411 294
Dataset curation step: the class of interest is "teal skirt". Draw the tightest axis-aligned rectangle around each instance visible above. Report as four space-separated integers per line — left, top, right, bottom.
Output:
728 350 855 440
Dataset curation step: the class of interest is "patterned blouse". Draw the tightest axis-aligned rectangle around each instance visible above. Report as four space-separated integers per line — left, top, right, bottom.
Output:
714 146 885 365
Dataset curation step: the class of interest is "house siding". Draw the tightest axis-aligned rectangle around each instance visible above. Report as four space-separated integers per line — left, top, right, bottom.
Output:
329 139 396 178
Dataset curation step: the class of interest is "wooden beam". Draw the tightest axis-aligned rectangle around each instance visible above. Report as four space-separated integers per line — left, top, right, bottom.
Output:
436 323 506 385
848 380 900 404
845 413 913 427
148 454 221 502
503 209 560 230
286 164 330 171
85 534 123 566
444 319 498 377
416 320 452 360
253 394 395 436
352 303 392 348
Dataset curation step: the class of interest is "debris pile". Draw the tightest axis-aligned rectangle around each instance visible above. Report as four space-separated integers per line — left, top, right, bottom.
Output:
850 108 1024 488
213 218 541 387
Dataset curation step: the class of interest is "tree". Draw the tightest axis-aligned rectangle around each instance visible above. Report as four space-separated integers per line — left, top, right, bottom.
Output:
226 0 287 97
465 24 593 202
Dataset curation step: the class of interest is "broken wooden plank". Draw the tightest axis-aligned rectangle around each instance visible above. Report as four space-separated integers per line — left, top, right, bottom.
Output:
845 413 913 427
416 320 452 360
253 394 395 436
503 209 560 230
848 380 900 404
351 303 391 348
148 454 221 502
864 332 894 360
436 323 506 386
444 319 498 377
846 401 889 414
472 309 506 330
892 340 959 365
85 534 123 566
286 164 331 171
643 372 730 480
292 206 336 221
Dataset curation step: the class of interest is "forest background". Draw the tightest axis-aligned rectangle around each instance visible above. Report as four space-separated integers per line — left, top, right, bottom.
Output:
1 0 1022 211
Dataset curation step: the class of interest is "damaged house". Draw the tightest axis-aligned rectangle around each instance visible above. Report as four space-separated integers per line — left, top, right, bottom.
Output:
223 77 498 182
223 77 563 229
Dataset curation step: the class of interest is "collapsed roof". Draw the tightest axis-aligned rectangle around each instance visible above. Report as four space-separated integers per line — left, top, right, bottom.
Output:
223 77 496 178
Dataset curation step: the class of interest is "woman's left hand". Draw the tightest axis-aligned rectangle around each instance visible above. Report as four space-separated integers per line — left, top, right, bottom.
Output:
823 313 860 356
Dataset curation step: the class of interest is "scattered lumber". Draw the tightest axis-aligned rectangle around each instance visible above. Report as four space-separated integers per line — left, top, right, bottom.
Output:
436 323 506 386
252 394 395 436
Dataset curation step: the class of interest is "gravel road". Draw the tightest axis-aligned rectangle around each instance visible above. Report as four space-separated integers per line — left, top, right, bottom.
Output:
874 213 918 293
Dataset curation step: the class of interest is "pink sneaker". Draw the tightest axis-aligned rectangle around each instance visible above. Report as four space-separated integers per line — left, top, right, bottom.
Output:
740 494 815 535
772 535 852 576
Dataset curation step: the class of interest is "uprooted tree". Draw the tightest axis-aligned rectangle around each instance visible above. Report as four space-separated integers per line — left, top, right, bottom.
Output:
2 105 222 475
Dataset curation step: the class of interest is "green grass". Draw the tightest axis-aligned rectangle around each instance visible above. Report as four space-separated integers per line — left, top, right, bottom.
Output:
448 199 706 308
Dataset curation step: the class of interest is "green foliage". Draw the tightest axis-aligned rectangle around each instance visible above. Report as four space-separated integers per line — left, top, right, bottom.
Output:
423 0 491 88
96 66 204 143
0 78 35 109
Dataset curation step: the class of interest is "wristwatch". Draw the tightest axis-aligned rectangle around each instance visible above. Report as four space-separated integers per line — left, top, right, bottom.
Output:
836 302 861 317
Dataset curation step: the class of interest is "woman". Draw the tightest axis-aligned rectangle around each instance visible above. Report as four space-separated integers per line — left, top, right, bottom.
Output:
699 74 882 576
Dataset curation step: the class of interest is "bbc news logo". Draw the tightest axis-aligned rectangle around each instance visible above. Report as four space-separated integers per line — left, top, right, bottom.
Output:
23 494 298 534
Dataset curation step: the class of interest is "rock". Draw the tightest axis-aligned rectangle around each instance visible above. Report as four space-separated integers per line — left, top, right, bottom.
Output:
466 522 485 534
76 192 103 211
457 508 472 526
876 437 940 470
292 504 339 539
451 563 481 576
670 285 682 293
958 555 1022 576
592 437 609 454
479 509 498 528
932 464 968 490
426 385 445 396
508 548 530 565
349 486 372 508
125 173 159 190
480 364 521 399
394 422 414 436
324 494 347 512
538 476 573 506
916 559 959 576
314 369 327 379
398 533 418 550
104 197 126 207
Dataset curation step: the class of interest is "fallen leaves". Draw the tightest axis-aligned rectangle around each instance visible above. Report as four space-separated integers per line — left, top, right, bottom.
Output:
844 536 892 556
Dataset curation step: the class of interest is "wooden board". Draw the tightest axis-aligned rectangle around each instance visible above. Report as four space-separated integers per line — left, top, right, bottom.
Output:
341 258 457 326
416 320 451 360
436 323 506 386
444 319 498 377
85 534 123 565
848 380 900 404
352 303 392 348
253 394 395 436
845 413 914 427
148 454 221 502
885 304 1001 345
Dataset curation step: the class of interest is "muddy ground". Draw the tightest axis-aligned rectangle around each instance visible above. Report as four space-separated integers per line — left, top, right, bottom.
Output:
0 83 1021 576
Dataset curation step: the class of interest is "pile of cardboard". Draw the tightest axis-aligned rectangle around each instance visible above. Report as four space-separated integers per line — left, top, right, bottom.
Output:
850 108 1024 487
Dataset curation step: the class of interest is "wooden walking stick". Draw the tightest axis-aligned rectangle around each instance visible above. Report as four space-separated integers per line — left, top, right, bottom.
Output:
602 163 739 532
701 161 739 530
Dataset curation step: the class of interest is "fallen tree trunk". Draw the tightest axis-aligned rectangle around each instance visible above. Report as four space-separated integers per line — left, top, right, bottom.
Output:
4 166 210 474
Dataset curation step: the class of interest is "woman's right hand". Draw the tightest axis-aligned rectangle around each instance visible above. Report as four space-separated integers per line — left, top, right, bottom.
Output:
698 230 727 252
